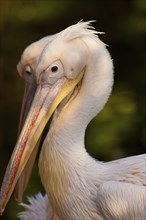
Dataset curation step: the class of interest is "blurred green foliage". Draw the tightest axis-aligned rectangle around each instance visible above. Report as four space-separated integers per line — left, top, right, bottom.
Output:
0 0 145 219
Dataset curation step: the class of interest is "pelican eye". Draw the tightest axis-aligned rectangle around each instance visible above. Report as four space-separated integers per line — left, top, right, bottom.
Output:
24 66 32 75
51 66 58 72
25 70 31 75
24 66 34 83
43 60 64 85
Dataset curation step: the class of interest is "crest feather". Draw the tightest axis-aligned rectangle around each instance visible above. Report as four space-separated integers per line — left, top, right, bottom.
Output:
57 20 104 42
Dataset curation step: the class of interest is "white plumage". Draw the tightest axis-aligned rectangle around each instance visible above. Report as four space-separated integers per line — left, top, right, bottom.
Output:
0 21 145 220
18 193 49 220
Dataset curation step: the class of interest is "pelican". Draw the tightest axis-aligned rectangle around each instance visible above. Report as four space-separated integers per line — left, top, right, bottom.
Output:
0 21 145 220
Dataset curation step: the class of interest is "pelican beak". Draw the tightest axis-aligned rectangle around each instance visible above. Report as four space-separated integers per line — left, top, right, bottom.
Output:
14 82 40 203
18 82 37 134
0 69 84 214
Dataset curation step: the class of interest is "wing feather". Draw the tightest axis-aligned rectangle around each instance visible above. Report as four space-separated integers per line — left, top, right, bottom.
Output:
96 181 146 219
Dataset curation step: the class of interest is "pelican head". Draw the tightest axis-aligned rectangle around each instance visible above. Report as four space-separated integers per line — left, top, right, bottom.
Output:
0 21 113 214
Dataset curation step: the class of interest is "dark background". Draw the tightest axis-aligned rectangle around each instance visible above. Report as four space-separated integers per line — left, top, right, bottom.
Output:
0 0 145 219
